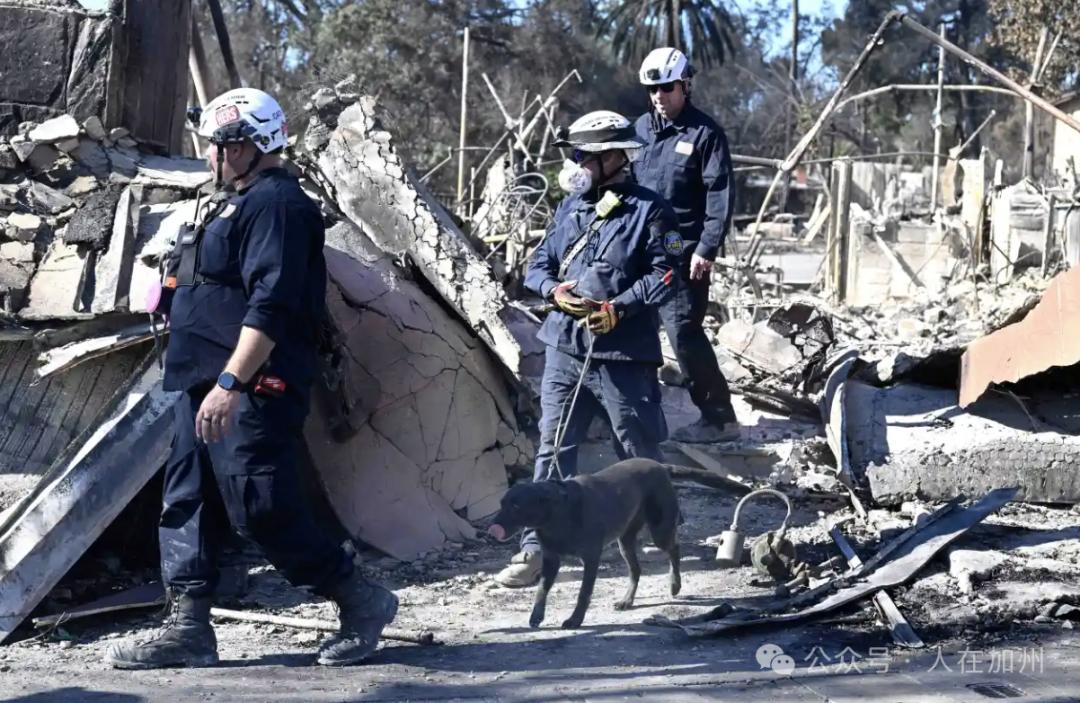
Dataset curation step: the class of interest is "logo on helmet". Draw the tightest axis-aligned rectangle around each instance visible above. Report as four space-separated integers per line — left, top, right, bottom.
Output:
215 105 240 126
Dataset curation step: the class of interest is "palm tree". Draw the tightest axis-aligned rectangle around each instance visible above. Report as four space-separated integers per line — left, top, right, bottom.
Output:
598 0 738 70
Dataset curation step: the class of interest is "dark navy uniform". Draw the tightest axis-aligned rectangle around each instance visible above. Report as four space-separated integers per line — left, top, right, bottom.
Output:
520 180 681 554
631 103 737 425
159 167 350 600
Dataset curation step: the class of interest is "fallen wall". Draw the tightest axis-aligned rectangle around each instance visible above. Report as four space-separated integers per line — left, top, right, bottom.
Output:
304 223 533 560
301 84 545 395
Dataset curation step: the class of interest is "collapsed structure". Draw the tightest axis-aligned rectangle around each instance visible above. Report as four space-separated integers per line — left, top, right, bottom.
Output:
2 0 1080 653
0 73 546 642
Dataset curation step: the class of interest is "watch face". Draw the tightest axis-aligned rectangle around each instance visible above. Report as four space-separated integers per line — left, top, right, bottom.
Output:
219 373 237 390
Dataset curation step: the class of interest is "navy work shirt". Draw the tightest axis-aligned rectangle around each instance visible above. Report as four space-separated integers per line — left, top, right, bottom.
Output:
163 167 327 395
630 103 734 261
525 180 682 364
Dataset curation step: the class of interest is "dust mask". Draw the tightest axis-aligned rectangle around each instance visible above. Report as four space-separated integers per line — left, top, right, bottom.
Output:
558 159 593 195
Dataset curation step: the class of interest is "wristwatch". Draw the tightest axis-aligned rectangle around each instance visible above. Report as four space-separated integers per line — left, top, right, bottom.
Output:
217 371 243 392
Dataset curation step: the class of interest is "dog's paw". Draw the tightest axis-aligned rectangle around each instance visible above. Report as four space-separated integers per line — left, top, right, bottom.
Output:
561 616 584 629
670 575 682 597
613 599 633 611
529 607 545 628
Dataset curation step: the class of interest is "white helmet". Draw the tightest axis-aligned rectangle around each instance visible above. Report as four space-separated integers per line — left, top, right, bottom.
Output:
639 48 694 85
192 88 288 154
552 110 644 153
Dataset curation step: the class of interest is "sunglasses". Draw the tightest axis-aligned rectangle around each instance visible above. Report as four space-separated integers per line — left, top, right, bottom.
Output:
572 149 599 164
646 83 678 94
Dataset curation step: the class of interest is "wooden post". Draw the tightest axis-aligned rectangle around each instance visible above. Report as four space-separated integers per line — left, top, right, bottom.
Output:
1042 194 1057 277
1023 28 1049 180
118 0 193 154
827 159 852 304
931 23 946 211
456 26 470 207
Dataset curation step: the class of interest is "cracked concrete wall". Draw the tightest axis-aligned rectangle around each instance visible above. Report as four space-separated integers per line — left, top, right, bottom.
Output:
305 222 533 560
299 83 544 395
845 380 1080 506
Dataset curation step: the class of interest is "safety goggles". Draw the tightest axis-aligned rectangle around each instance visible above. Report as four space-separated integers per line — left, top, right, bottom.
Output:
646 83 678 94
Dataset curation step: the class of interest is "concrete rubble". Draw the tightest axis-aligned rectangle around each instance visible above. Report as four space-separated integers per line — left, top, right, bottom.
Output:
3 8 1080 659
0 80 544 641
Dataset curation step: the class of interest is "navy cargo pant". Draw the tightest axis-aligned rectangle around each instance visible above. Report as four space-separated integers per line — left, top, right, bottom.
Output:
520 345 668 554
159 382 351 599
659 259 736 424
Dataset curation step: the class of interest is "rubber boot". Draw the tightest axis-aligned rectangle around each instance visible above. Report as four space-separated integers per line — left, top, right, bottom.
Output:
316 570 399 667
104 591 218 670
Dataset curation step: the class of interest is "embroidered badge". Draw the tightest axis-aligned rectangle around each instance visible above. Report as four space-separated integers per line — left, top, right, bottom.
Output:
219 203 237 219
663 231 684 255
674 140 694 155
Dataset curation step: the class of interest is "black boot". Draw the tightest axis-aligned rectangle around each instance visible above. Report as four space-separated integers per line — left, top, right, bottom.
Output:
104 590 218 670
317 570 399 666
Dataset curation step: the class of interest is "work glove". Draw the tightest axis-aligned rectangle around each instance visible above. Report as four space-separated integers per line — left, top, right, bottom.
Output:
577 301 618 335
552 280 595 318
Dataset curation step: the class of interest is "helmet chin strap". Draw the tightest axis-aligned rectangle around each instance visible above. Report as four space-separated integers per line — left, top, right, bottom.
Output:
592 151 629 191
213 143 264 191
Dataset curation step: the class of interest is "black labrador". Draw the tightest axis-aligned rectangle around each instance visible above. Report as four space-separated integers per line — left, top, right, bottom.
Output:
487 457 682 629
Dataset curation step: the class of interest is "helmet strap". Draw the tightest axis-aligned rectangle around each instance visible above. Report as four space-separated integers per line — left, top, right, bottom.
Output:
212 141 263 190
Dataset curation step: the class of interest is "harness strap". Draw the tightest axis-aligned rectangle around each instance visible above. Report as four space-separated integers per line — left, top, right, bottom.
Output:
557 213 605 281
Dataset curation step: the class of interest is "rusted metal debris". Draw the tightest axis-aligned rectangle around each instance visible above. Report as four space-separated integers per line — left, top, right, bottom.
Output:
959 264 1080 408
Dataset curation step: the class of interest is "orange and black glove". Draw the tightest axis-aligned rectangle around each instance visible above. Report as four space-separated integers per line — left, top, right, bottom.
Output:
577 301 618 334
552 281 594 318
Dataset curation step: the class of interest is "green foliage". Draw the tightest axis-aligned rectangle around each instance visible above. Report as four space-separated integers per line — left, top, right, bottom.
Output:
189 0 1078 198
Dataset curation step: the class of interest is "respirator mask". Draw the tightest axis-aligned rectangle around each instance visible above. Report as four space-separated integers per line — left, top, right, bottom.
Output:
558 158 593 195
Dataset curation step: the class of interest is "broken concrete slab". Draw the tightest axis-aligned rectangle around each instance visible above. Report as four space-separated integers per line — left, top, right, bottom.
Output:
0 358 180 644
132 154 212 190
845 380 1080 506
28 115 80 145
89 184 139 314
26 180 76 216
6 212 42 242
0 241 34 265
960 264 1080 408
20 241 91 321
307 96 544 394
303 232 533 560
715 319 803 376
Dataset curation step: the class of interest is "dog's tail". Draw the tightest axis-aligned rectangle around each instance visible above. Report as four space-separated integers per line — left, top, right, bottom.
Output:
663 463 752 496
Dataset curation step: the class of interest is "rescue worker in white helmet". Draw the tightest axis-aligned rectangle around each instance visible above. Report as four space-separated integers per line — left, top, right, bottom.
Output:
631 47 741 443
104 88 397 670
492 110 683 587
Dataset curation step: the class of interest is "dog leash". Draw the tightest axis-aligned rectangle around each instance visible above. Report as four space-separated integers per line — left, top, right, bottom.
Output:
548 329 596 481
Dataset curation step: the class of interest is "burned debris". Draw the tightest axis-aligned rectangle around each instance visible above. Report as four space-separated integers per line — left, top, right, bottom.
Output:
3 0 1080 676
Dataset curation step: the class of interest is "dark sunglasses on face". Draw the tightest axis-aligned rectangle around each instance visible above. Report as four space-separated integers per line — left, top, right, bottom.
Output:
572 149 598 164
647 83 678 94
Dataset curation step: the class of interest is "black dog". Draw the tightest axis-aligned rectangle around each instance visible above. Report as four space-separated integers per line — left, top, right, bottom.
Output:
487 457 682 629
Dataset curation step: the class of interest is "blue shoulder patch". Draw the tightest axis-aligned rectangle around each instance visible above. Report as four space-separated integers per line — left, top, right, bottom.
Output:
663 231 684 256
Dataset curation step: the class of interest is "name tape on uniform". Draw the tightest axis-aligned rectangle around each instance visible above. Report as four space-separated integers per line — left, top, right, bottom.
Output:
675 141 694 155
